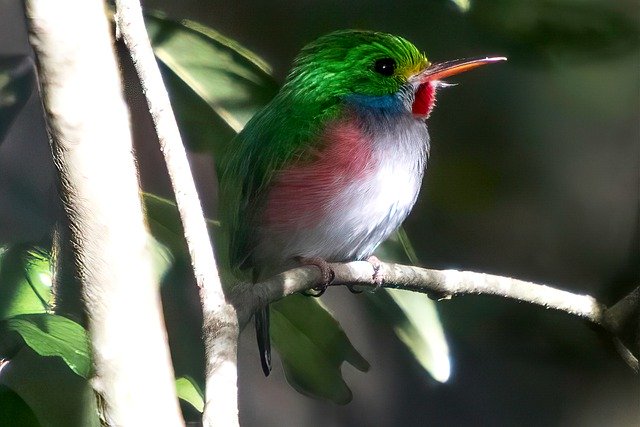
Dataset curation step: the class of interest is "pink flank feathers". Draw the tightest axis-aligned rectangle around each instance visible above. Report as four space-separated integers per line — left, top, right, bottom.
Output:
262 119 373 229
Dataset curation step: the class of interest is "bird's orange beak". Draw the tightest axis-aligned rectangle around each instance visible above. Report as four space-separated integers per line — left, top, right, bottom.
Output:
415 56 507 82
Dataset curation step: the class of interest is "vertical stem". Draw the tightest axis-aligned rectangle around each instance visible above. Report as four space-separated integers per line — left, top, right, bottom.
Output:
25 0 183 425
114 1 240 426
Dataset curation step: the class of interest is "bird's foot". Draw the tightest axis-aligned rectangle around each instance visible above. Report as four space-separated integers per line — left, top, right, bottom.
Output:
297 256 334 297
367 255 384 288
347 256 384 294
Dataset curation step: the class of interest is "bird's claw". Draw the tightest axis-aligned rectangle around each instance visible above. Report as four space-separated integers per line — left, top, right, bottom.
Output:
303 284 328 297
367 255 384 289
347 256 384 293
298 256 334 297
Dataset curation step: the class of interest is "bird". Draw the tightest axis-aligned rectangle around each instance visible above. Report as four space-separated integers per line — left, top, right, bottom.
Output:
218 30 505 376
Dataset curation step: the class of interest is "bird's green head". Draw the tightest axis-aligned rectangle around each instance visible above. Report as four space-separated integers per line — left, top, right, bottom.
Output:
282 30 505 117
287 30 427 97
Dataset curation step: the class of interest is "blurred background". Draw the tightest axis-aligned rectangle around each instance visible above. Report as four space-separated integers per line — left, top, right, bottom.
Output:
1 0 638 426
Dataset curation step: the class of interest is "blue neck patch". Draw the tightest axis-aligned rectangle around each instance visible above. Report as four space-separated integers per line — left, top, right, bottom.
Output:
345 93 405 114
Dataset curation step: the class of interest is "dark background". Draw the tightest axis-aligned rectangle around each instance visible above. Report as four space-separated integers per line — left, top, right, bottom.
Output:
1 0 638 426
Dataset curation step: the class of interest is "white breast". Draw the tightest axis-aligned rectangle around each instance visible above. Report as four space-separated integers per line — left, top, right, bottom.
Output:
255 112 429 268
327 114 429 260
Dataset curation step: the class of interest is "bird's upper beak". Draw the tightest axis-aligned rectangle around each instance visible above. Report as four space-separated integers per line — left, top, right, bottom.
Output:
412 56 507 83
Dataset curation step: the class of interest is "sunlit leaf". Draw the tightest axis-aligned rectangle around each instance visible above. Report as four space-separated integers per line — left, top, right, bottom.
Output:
450 0 471 13
271 294 369 404
175 376 204 413
146 12 278 154
0 55 35 144
372 229 451 383
3 313 91 378
0 245 52 321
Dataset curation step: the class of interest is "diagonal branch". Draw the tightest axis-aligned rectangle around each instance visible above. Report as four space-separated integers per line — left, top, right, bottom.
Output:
231 261 639 372
114 1 239 426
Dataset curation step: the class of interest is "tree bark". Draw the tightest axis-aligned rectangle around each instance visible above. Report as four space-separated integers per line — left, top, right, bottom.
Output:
25 0 183 425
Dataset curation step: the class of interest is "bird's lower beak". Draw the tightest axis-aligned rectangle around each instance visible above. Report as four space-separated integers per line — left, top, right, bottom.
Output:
414 56 506 82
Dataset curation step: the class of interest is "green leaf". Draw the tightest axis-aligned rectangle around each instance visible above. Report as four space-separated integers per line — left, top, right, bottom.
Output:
143 192 188 256
0 384 41 427
0 245 52 321
4 313 91 378
371 229 451 383
146 12 279 154
143 192 219 256
175 376 204 413
450 0 471 13
1 347 100 427
271 294 369 404
0 55 35 145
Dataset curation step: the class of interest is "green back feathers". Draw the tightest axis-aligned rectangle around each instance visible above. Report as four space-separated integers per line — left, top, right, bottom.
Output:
219 30 428 273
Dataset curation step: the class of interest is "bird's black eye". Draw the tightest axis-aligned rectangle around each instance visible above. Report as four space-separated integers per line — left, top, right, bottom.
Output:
373 58 396 76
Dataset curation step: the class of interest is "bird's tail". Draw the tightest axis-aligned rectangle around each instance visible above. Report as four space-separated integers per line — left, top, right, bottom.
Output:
255 305 271 376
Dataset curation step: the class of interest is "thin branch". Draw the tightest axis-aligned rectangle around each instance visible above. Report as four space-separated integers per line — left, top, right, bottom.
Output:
114 1 239 426
232 261 639 371
25 0 183 425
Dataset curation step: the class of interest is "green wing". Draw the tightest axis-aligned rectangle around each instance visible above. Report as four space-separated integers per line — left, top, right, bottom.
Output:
217 93 340 274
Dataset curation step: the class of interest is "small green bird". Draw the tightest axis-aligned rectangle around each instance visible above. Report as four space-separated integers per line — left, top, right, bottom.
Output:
219 30 504 375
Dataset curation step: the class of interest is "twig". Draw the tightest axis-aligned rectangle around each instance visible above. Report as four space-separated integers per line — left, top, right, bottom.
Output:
25 0 183 425
114 1 239 426
232 261 639 371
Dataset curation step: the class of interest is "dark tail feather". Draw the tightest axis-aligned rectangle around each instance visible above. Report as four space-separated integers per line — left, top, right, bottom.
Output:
255 306 271 376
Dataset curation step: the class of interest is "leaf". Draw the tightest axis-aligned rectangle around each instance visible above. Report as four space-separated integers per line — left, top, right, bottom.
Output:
3 313 91 379
0 245 52 321
146 12 279 154
1 347 100 427
0 55 36 145
175 376 204 413
143 192 219 256
371 229 451 383
0 384 41 427
450 0 471 13
271 294 369 404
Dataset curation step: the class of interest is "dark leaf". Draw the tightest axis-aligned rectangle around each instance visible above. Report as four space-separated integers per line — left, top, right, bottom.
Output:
271 294 369 404
143 192 219 257
0 384 41 427
1 348 99 426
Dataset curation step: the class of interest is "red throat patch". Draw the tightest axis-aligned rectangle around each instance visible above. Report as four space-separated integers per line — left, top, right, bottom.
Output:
412 82 436 118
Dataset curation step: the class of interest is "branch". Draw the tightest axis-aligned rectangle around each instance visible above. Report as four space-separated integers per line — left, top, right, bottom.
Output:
24 0 183 425
232 261 639 371
113 2 239 426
